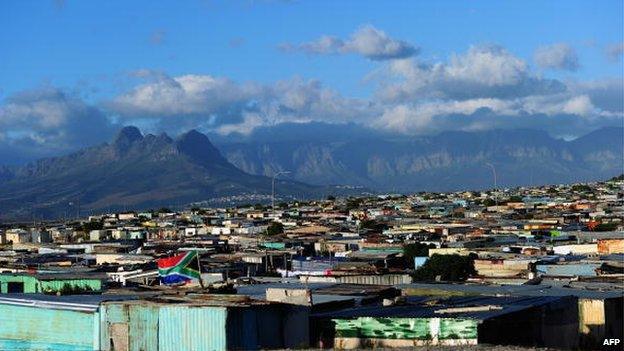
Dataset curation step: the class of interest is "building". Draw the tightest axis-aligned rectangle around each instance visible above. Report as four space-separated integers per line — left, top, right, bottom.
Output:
0 273 104 294
312 295 579 349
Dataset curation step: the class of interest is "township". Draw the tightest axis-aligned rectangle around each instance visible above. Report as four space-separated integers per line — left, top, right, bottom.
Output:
0 176 622 350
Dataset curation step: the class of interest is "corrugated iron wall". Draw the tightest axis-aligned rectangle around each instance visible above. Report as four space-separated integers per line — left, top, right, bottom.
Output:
226 306 258 350
129 304 159 351
158 305 227 351
226 304 309 350
3 300 295 351
336 274 412 285
100 303 160 351
0 303 98 351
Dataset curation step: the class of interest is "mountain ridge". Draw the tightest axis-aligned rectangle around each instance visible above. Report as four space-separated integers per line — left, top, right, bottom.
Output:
0 127 320 220
216 124 624 191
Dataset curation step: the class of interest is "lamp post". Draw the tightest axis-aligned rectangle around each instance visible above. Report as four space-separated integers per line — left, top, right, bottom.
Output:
485 163 497 207
272 170 290 217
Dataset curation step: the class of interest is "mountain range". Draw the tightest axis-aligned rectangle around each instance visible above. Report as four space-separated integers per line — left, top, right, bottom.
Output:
215 123 623 192
0 127 321 220
0 123 621 220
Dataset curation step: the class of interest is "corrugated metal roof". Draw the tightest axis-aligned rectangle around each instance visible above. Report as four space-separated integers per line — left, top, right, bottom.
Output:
397 282 624 299
313 295 574 321
0 293 137 311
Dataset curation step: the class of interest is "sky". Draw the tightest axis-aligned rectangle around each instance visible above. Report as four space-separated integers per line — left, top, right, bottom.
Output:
0 0 623 164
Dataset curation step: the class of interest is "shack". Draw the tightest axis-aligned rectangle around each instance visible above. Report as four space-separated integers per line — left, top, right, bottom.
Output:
312 295 579 349
0 293 307 351
0 272 105 294
0 294 132 350
99 294 308 350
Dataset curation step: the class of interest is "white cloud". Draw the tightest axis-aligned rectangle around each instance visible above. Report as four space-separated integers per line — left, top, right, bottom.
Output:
280 25 418 61
107 43 620 139
374 95 621 137
568 79 624 113
378 45 565 101
0 87 116 161
372 76 621 135
109 72 265 128
534 43 579 71
107 72 376 135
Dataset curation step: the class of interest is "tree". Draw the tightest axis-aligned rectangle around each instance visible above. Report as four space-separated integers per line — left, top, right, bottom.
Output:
571 184 591 192
326 195 336 201
403 243 435 262
609 174 624 182
482 199 496 207
403 243 436 268
412 254 476 282
359 219 387 232
266 221 284 236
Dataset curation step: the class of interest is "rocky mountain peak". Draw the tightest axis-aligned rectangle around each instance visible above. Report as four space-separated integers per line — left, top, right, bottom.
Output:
113 126 144 152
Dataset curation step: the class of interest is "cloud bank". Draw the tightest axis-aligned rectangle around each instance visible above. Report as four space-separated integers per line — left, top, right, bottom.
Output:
0 27 622 164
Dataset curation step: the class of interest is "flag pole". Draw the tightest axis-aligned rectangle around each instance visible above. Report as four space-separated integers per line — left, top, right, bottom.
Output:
196 251 205 289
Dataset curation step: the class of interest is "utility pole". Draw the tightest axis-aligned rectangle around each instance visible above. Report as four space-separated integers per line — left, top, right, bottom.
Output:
272 170 290 218
486 163 498 207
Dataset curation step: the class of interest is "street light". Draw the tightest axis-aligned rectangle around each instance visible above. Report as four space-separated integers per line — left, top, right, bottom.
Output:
272 170 291 216
485 163 497 207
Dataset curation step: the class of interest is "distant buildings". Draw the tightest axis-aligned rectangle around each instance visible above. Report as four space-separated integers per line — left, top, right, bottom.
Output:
0 177 621 349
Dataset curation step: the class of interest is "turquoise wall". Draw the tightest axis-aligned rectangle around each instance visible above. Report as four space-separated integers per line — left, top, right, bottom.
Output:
0 304 99 351
100 302 228 351
159 306 227 351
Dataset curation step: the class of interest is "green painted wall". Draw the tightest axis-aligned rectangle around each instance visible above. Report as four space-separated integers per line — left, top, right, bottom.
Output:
333 317 478 341
0 275 102 294
0 275 38 294
40 279 102 294
262 242 286 249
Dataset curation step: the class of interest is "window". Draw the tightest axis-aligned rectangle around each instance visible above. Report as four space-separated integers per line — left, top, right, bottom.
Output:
7 282 24 293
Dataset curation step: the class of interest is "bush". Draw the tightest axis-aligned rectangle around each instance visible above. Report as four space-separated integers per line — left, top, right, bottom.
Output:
412 254 476 282
266 221 284 236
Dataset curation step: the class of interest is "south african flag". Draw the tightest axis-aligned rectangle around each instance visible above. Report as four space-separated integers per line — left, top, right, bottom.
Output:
157 251 201 285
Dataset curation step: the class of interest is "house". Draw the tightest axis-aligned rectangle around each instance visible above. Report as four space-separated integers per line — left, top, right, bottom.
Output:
597 238 624 254
5 229 30 244
0 272 104 294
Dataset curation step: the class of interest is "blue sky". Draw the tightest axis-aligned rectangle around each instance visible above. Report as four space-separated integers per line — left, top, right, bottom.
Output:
0 0 622 163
